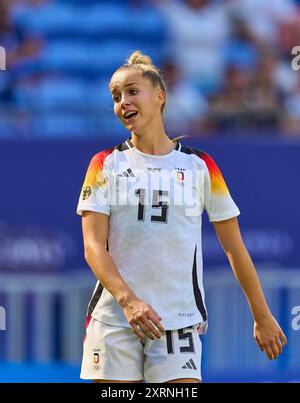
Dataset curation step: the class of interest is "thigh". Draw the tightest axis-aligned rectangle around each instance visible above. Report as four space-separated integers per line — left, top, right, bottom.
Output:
80 317 144 382
144 324 202 383
165 378 201 383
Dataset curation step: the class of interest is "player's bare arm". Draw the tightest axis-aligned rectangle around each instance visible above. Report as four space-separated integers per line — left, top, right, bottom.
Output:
82 211 164 340
212 217 287 360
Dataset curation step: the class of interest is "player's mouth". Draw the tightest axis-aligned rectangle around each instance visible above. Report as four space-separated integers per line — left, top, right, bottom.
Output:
123 110 138 123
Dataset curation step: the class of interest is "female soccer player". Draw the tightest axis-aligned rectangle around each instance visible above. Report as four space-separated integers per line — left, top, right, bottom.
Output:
77 51 287 383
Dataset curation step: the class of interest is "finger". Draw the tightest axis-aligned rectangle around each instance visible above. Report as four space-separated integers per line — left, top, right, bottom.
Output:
151 309 162 321
148 306 163 326
255 337 264 352
136 319 155 340
270 341 280 359
275 337 283 355
144 318 161 339
263 345 275 360
280 331 287 347
148 313 165 333
132 323 146 340
143 317 163 339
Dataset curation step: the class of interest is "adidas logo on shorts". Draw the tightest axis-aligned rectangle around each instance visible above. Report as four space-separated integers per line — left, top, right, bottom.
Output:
182 358 197 370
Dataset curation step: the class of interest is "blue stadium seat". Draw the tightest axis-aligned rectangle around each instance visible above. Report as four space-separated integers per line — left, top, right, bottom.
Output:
14 76 126 138
58 0 131 4
87 80 112 109
14 77 86 109
74 4 131 38
14 82 38 108
38 78 87 108
39 39 163 76
31 111 127 139
6 0 167 139
11 3 77 37
90 40 167 74
40 41 97 75
32 113 91 138
127 5 167 41
32 3 166 42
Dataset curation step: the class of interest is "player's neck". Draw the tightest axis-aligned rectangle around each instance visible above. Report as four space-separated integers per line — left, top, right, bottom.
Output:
130 126 175 156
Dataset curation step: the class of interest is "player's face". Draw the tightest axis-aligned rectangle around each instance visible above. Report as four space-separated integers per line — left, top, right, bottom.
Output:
110 70 165 134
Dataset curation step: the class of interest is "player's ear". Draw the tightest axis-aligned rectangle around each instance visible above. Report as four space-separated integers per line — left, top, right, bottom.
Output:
156 88 165 108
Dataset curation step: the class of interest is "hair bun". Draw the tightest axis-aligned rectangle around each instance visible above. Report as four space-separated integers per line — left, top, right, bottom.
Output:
127 50 153 66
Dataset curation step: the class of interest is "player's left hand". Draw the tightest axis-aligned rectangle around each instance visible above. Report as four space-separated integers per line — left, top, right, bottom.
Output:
253 314 287 360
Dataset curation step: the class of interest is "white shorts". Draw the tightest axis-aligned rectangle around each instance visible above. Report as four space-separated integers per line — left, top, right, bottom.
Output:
81 317 202 383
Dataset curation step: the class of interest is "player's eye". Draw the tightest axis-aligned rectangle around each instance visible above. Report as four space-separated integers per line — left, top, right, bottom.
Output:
113 94 121 103
129 89 137 95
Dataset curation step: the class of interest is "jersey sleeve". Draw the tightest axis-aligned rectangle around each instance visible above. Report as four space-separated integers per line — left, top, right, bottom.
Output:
200 151 241 222
77 148 114 216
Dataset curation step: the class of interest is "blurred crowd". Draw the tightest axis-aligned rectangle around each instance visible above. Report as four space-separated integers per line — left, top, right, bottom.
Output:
158 0 300 137
1 0 300 139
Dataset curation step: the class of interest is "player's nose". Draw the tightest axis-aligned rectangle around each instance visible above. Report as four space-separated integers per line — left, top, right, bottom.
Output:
121 94 131 108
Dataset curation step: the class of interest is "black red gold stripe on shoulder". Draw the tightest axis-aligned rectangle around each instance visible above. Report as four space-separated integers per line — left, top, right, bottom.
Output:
194 150 229 195
83 146 114 188
180 145 229 196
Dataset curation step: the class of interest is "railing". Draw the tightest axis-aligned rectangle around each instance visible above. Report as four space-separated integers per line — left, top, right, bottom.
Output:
203 268 300 377
0 270 94 363
0 268 299 377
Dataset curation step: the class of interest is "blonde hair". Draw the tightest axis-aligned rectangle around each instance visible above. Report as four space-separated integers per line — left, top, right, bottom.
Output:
110 50 167 113
170 135 190 142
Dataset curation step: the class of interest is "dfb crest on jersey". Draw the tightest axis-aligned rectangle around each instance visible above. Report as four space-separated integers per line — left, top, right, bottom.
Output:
176 170 185 185
82 186 92 200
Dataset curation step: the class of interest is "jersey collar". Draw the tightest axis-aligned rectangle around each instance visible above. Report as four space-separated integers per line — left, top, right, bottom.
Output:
125 136 181 151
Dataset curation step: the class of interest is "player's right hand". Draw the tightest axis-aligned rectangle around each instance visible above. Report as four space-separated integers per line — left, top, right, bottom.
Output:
122 298 165 341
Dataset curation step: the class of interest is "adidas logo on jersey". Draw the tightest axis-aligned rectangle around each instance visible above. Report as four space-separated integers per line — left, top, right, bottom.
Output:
117 168 135 178
182 358 197 370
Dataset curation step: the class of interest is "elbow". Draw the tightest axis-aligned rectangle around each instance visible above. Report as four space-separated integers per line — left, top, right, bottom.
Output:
225 241 248 261
221 233 246 256
84 243 94 264
84 240 106 263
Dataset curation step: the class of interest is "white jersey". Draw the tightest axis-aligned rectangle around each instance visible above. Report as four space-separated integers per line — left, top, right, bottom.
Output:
77 137 240 330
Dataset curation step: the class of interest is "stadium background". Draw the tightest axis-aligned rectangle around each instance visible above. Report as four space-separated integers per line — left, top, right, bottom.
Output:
0 0 300 382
